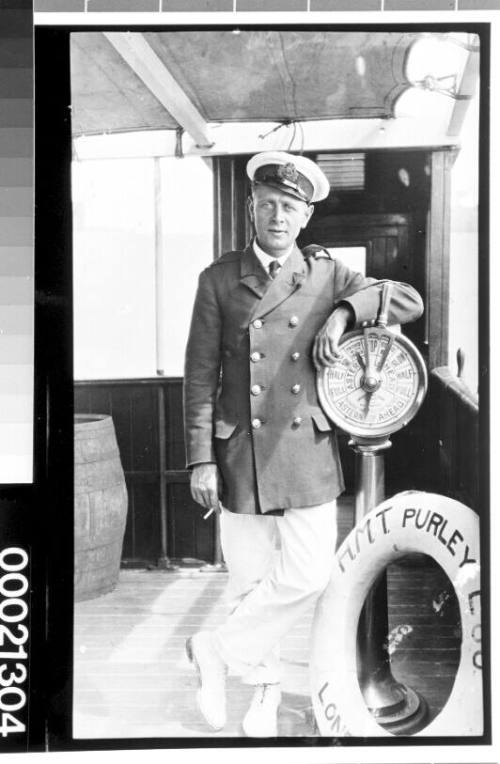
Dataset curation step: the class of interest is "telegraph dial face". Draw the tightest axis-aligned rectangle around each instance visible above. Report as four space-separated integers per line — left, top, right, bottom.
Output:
317 327 428 440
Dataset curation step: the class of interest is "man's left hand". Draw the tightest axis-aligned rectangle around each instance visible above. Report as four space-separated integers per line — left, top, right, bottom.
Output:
313 304 354 367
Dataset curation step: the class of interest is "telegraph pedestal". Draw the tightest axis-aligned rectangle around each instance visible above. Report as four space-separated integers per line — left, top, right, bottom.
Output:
352 437 428 733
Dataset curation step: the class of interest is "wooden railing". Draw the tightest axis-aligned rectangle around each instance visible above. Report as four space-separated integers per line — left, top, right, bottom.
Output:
428 363 479 510
74 378 220 567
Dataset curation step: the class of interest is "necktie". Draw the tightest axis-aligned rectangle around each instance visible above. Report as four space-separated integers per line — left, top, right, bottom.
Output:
269 260 281 279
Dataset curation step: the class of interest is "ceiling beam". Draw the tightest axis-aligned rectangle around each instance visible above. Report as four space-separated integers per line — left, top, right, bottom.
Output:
103 32 213 148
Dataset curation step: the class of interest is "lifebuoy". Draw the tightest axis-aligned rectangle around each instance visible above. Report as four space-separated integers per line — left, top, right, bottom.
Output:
310 491 482 737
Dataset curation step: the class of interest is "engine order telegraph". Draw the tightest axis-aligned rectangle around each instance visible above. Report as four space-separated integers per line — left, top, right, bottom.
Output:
317 283 428 444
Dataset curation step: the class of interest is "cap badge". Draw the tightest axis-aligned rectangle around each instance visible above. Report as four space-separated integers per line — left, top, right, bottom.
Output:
277 163 299 184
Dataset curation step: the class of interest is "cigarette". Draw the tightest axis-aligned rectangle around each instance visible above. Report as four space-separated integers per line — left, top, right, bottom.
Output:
203 507 216 520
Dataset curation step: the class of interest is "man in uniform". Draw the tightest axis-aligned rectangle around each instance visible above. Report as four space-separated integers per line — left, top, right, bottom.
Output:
183 151 423 736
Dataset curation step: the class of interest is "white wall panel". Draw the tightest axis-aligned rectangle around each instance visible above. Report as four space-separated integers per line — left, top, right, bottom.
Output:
73 153 214 380
73 157 156 380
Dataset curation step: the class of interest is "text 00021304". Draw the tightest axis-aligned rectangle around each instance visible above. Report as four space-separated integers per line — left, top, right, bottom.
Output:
0 548 29 739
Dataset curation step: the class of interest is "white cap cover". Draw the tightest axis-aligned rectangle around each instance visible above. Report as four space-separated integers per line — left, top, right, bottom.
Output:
246 151 330 203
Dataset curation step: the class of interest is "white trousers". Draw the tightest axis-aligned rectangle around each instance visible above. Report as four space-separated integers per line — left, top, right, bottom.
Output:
213 501 338 685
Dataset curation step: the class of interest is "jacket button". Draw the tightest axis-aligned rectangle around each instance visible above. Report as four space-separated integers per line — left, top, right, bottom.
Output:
293 416 303 426
291 352 300 361
250 352 262 363
251 418 262 429
289 316 299 327
251 384 262 396
253 319 263 329
291 384 301 394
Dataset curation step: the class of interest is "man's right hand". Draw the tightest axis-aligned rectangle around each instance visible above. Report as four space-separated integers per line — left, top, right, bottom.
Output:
190 463 221 512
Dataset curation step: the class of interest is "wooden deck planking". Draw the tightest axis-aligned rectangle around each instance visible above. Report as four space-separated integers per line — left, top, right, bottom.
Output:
74 497 461 739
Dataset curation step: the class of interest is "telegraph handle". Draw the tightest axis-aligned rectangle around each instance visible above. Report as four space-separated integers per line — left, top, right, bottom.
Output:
377 282 394 328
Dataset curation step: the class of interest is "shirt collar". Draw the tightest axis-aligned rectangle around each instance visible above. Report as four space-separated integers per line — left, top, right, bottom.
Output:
253 238 293 271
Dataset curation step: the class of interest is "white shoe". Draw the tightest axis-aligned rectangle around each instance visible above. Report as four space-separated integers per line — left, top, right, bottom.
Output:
242 683 281 737
186 631 227 731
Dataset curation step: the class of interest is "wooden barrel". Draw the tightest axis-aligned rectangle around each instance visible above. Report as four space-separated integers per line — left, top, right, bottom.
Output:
74 414 128 602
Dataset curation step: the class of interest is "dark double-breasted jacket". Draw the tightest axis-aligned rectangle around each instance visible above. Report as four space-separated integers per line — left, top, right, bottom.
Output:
184 243 423 515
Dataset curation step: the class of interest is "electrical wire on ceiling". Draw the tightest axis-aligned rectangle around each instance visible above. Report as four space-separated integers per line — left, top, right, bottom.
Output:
278 33 299 123
299 122 305 153
287 121 297 151
299 32 326 97
263 33 296 120
287 121 305 153
256 118 304 153
261 33 309 154
258 121 292 140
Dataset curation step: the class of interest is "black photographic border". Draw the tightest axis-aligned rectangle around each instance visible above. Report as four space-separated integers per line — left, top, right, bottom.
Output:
33 20 491 753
